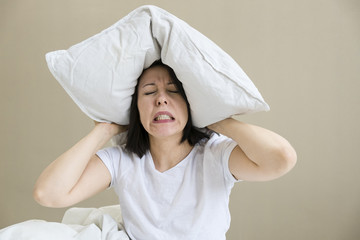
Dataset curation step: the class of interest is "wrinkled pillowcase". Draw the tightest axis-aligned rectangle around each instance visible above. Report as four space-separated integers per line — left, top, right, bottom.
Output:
46 5 269 128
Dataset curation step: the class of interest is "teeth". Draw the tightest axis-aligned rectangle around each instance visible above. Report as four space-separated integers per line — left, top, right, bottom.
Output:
155 115 172 121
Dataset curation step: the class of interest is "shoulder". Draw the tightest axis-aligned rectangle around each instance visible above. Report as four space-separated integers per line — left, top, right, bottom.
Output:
194 133 237 165
96 145 141 185
96 144 137 167
203 133 237 152
97 145 122 159
193 133 239 184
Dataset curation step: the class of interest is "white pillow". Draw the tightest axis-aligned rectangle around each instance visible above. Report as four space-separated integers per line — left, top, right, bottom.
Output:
46 5 269 128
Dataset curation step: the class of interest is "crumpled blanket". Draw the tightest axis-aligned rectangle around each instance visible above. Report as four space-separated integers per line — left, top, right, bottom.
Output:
0 205 129 240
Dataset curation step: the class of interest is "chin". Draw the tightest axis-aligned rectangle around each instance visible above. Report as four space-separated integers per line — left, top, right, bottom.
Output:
150 129 183 140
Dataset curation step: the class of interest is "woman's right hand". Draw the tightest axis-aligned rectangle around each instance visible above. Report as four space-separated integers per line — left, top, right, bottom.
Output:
93 121 128 138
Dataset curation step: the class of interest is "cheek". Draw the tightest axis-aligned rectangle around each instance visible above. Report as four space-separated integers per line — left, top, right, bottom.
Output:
137 98 150 122
178 100 189 121
184 108 189 122
137 100 144 120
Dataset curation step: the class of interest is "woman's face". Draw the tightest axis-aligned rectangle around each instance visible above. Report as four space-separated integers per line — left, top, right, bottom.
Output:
137 65 188 141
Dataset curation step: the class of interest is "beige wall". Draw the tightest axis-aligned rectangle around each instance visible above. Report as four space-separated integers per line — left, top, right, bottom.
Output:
1 0 359 239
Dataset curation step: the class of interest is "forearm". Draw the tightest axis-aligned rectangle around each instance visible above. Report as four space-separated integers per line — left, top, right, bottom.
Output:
208 118 297 173
33 123 117 203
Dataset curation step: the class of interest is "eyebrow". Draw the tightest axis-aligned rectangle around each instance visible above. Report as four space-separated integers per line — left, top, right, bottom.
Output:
141 83 156 88
141 82 175 88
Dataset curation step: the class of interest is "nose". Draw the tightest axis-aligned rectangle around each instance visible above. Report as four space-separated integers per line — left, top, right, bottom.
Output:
156 91 168 106
156 98 168 106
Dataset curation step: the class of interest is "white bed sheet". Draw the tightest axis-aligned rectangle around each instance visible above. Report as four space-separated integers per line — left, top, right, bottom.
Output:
0 205 129 240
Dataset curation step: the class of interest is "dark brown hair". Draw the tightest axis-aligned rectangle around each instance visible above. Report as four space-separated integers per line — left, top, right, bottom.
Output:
125 60 212 157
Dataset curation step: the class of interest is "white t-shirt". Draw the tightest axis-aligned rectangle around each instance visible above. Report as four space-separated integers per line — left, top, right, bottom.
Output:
96 134 239 240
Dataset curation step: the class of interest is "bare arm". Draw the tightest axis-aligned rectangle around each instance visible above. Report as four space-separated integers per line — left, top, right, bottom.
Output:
33 122 126 208
207 118 297 181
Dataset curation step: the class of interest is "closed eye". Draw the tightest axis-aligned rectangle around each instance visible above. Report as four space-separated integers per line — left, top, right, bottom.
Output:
168 90 179 94
144 91 156 95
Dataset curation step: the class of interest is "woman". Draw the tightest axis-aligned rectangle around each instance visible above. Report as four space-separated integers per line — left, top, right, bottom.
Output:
33 60 297 239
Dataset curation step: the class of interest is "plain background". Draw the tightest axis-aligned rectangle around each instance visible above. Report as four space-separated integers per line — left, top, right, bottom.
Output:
1 0 359 239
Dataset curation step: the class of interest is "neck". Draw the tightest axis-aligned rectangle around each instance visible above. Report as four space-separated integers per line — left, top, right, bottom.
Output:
149 136 193 172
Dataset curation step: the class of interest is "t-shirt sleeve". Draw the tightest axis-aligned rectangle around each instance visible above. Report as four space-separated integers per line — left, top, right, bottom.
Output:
96 146 121 188
206 134 241 184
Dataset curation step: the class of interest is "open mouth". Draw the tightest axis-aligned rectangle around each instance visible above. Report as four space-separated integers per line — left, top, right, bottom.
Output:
154 114 175 121
153 111 175 122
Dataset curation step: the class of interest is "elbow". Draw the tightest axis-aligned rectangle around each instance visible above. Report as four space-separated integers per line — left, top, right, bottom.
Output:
33 187 46 206
283 143 297 170
275 143 297 177
33 186 66 208
33 187 53 207
246 141 297 182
